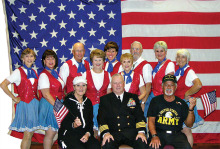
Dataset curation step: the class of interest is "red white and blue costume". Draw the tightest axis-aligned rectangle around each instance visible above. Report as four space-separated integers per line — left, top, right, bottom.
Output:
7 67 39 132
175 65 204 128
83 70 111 128
59 57 90 94
38 69 64 132
103 61 123 76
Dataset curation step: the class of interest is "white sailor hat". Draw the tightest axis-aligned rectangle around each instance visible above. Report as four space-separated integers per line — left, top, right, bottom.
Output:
73 76 87 85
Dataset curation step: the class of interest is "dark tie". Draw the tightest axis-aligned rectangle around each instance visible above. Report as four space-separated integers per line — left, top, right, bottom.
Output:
118 96 121 102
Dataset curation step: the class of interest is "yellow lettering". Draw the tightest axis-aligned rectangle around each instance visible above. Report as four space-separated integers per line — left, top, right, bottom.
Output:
175 118 179 125
162 117 168 124
168 118 175 125
157 117 162 123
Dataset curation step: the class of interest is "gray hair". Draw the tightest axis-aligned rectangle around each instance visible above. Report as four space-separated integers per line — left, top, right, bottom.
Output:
111 73 124 82
176 49 191 63
130 41 143 50
153 41 168 52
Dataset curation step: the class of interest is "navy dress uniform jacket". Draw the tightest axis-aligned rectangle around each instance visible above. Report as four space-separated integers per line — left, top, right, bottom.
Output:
98 92 146 140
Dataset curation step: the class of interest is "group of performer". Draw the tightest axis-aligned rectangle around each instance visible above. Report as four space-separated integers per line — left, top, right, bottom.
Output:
0 40 204 149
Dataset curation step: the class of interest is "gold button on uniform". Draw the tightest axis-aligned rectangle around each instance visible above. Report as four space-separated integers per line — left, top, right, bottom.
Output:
127 116 129 118
118 129 121 132
118 124 120 126
117 116 120 119
127 123 130 125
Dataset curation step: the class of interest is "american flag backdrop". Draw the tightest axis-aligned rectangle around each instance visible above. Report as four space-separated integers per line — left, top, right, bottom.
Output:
2 0 220 143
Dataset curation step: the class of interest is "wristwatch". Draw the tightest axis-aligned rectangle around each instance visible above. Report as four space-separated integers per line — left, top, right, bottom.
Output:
152 134 157 137
141 101 145 104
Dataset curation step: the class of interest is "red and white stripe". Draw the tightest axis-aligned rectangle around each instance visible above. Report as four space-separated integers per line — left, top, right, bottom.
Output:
53 106 69 128
121 0 220 143
201 92 217 117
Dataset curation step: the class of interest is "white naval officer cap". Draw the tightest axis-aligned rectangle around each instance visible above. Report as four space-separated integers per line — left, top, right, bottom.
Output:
73 76 87 85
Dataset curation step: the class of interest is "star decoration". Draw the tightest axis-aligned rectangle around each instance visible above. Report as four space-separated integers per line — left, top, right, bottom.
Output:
8 0 16 5
88 28 96 36
58 3 66 12
98 20 106 28
107 11 116 19
32 64 39 72
68 47 73 54
50 30 58 38
109 0 114 3
88 11 96 20
68 29 77 37
77 20 86 28
48 12 57 21
19 22 28 30
14 62 21 69
19 5 27 14
29 13 37 22
60 55 68 63
28 0 35 4
88 45 96 53
49 0 55 3
21 39 28 47
12 31 19 38
39 21 47 30
59 38 67 46
40 39 48 47
78 37 87 45
52 47 58 54
68 11 76 19
97 3 105 11
11 13 17 22
98 36 107 45
30 31 38 39
108 27 116 36
59 20 67 29
77 2 86 10
38 5 46 13
33 48 39 56
88 0 94 2
14 46 20 54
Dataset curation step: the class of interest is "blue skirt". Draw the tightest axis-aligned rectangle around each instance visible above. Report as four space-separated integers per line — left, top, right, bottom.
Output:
144 92 155 118
93 104 99 129
38 98 61 132
9 98 39 132
183 99 204 128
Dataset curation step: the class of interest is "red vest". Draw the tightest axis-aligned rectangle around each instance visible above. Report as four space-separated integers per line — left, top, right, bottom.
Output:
103 61 121 76
39 69 64 100
14 67 38 103
85 70 110 105
152 59 171 96
133 60 148 79
66 59 90 93
175 67 193 99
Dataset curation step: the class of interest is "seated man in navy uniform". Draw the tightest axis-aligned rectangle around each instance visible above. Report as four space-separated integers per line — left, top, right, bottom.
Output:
147 75 196 149
98 73 148 149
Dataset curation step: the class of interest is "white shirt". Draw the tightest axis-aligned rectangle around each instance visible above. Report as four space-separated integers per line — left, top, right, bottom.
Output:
115 92 124 102
38 72 65 90
59 57 90 85
7 67 35 86
152 61 175 78
176 65 198 87
82 69 112 90
133 57 153 83
121 71 145 92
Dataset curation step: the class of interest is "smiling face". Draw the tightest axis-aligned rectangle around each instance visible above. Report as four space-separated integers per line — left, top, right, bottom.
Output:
92 56 104 70
121 58 133 73
72 43 85 62
162 81 176 96
155 47 167 61
22 53 35 68
74 82 87 97
106 48 117 62
44 55 56 69
130 42 143 61
111 75 125 95
176 53 187 68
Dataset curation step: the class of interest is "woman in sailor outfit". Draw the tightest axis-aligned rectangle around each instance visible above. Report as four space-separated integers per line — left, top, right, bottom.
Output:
82 49 112 131
58 76 100 149
145 41 175 117
38 50 65 149
0 48 39 149
175 49 204 147
103 41 123 76
120 53 147 111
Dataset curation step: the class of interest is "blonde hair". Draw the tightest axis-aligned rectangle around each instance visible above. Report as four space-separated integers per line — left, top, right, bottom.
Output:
120 53 133 63
90 49 106 62
153 41 168 52
176 49 190 63
20 48 36 60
